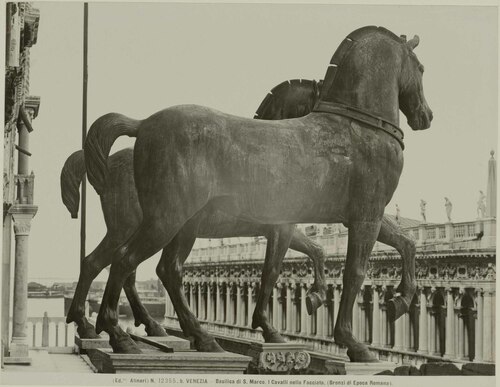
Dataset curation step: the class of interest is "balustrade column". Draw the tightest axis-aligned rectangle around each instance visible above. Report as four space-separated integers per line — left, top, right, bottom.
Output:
418 288 428 354
372 286 381 346
300 285 307 335
286 283 293 334
444 288 455 359
207 283 213 321
482 290 493 362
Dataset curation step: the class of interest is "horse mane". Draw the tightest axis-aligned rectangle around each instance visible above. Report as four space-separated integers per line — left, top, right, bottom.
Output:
319 26 405 103
253 79 322 120
60 150 86 219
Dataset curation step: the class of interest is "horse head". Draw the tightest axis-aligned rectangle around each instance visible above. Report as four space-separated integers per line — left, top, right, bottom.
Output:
317 26 433 137
398 35 433 130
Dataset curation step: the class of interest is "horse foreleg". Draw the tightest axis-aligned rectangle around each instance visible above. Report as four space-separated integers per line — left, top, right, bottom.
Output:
377 216 416 321
122 270 167 336
66 235 114 339
156 225 223 352
289 228 327 315
334 220 380 363
252 224 294 343
96 220 178 354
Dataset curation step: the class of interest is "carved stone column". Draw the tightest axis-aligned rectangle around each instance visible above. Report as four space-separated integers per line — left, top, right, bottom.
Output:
226 282 233 324
216 282 221 322
9 207 37 361
482 289 493 362
352 292 360 338
474 288 483 362
247 283 255 329
272 286 279 328
372 286 381 346
191 283 197 317
444 288 455 359
286 283 293 334
393 311 404 351
316 300 325 337
333 286 341 327
418 288 428 354
276 283 283 332
207 282 213 321
236 282 243 326
300 284 307 335
456 309 465 360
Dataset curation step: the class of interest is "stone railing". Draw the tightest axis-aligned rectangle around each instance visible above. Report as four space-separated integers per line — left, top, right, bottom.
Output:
10 312 76 348
188 218 496 263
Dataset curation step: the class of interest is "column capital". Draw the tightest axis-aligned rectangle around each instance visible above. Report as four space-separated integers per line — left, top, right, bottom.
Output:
11 207 38 236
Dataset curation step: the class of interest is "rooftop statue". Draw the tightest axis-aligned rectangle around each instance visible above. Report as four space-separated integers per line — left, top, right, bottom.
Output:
420 199 427 223
477 190 486 219
445 197 453 222
83 26 432 362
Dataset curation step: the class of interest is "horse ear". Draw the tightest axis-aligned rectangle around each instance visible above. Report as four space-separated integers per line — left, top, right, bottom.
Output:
407 35 420 50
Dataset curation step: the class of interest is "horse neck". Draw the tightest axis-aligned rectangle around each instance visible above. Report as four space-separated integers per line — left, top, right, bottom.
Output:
321 39 402 125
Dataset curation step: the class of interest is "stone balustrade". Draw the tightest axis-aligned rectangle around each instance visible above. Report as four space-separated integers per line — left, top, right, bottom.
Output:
166 218 496 365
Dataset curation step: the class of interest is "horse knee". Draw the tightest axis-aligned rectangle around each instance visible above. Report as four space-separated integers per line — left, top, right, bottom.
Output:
82 257 104 279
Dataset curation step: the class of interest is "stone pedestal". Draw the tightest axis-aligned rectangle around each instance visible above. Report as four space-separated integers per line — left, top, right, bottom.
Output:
76 334 190 354
92 348 251 374
247 342 311 374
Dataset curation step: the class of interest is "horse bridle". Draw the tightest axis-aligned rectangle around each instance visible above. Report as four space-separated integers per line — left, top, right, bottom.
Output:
313 28 405 150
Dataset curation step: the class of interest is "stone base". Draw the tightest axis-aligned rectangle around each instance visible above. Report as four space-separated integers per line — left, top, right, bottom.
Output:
247 342 311 374
8 341 30 360
76 334 190 354
344 361 398 375
3 356 32 365
91 348 251 374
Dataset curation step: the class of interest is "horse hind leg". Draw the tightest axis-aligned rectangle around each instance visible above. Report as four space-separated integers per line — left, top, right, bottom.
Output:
252 224 294 343
96 219 181 354
156 222 223 352
122 270 167 337
377 216 417 322
66 235 114 339
288 227 327 315
334 220 381 363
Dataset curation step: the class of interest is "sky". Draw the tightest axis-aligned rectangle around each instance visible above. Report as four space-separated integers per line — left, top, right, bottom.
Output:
15 1 498 282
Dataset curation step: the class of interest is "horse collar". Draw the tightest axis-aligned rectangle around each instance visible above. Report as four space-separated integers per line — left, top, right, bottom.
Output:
313 101 405 149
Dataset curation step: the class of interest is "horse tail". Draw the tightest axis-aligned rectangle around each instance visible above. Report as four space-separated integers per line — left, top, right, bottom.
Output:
84 113 140 195
60 150 86 219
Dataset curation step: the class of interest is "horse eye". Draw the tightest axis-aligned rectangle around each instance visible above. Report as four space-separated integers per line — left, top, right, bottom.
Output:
418 64 425 73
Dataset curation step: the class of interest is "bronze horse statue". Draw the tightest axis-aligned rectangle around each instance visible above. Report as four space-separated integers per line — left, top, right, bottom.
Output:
62 79 328 341
84 26 432 362
62 78 417 344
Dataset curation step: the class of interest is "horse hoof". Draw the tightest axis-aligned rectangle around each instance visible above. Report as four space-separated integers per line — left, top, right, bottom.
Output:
195 338 224 353
306 292 324 315
263 331 286 344
347 348 378 363
387 297 409 322
110 335 142 354
77 324 101 339
145 321 168 337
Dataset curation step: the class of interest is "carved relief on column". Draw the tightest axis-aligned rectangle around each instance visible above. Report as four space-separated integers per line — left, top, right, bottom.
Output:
379 286 389 347
236 281 243 326
276 282 284 332
207 282 214 322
